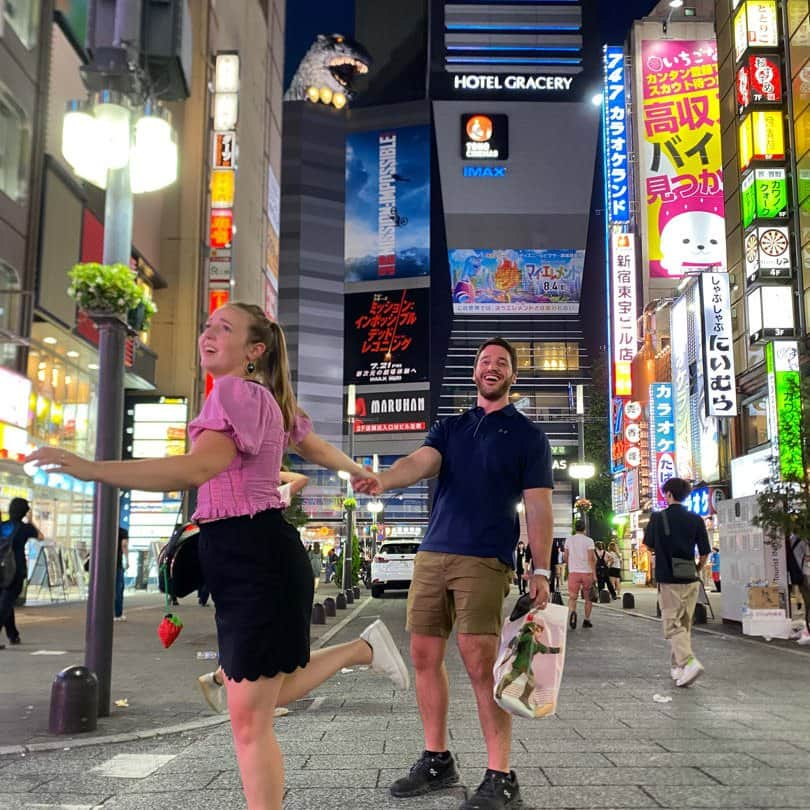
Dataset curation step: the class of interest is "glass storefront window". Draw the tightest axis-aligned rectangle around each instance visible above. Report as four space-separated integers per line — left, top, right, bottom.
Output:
534 342 580 372
0 84 30 202
741 394 769 451
511 341 533 370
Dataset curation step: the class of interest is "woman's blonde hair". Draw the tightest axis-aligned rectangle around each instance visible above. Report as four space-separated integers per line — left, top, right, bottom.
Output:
229 302 299 432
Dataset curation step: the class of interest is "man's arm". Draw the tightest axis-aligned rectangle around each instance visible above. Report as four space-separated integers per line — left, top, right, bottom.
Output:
355 446 442 494
523 487 553 607
588 547 597 579
695 517 711 572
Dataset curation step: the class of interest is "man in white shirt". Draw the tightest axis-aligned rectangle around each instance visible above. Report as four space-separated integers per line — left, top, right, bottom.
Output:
563 519 596 629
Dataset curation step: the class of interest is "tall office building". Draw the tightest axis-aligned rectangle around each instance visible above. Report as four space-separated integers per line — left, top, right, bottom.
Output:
341 0 602 534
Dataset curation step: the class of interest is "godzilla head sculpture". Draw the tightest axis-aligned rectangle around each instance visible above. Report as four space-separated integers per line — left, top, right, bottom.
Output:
285 33 371 103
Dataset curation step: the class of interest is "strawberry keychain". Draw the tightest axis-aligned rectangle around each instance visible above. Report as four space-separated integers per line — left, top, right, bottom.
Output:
157 613 183 648
157 566 183 648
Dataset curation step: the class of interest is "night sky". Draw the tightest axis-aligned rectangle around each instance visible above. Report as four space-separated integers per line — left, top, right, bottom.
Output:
283 1 660 89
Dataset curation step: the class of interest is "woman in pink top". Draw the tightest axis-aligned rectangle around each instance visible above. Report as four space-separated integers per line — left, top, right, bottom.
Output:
27 302 410 810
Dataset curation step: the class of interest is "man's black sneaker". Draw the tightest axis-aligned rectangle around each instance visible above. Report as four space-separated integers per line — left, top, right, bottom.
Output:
390 750 460 797
460 769 523 809
568 611 577 629
583 619 593 628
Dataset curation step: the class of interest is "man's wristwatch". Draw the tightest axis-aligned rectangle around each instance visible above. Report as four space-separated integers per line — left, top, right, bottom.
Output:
532 568 551 578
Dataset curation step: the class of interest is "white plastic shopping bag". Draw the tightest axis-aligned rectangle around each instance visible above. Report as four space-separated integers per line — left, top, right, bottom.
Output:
493 593 568 719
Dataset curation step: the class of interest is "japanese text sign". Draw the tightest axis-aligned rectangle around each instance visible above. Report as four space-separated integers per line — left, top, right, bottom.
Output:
736 54 782 114
741 167 788 228
213 131 236 169
670 297 694 479
640 40 725 279
209 209 233 249
603 46 630 224
738 110 784 171
744 225 791 283
700 272 738 417
344 287 430 385
611 233 637 396
766 340 803 479
733 1 778 64
650 383 677 509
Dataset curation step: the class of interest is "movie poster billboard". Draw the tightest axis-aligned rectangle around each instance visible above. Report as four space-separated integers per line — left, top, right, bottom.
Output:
345 126 430 282
344 287 430 385
640 40 726 279
448 249 584 314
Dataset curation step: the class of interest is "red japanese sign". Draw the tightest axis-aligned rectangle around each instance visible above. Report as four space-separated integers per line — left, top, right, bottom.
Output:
209 210 233 249
736 54 781 113
344 287 430 385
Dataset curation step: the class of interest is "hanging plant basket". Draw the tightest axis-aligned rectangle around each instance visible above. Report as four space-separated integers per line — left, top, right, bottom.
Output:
68 262 157 331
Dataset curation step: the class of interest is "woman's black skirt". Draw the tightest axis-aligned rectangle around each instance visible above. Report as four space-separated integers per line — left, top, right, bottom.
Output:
198 509 314 681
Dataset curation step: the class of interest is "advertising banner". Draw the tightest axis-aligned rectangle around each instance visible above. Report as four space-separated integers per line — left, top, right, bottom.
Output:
610 233 637 396
345 126 430 282
448 249 583 314
736 54 782 113
670 297 694 479
650 382 677 510
352 390 430 434
640 40 726 279
733 1 778 63
744 225 791 283
700 272 737 416
344 287 430 385
604 46 630 224
740 168 788 228
766 341 803 479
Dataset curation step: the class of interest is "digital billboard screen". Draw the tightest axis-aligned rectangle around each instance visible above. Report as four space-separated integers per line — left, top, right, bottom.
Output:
448 249 583 314
344 287 430 385
345 126 430 283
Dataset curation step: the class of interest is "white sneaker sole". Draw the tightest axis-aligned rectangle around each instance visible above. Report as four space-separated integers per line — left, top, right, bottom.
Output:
365 620 410 690
676 666 704 688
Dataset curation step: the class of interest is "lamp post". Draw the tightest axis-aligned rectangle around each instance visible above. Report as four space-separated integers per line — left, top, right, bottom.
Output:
60 85 178 720
569 462 596 531
342 385 357 589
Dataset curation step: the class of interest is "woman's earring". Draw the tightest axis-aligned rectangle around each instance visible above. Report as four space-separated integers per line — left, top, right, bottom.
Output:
246 361 256 374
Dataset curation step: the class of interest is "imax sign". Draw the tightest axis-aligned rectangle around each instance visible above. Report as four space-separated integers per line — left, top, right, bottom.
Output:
462 166 507 177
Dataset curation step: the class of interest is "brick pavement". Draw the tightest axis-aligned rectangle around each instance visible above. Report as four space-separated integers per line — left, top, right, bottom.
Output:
1 585 809 808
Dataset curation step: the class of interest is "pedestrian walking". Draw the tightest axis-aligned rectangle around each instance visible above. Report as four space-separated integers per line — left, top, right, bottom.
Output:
325 548 338 583
309 542 323 592
515 541 528 595
564 519 596 629
0 498 43 648
594 541 616 599
26 302 409 810
114 527 129 621
353 336 554 810
709 546 721 592
607 541 622 598
788 534 810 645
643 477 710 687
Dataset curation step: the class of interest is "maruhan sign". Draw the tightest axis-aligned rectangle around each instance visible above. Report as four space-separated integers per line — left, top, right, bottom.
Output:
453 74 575 92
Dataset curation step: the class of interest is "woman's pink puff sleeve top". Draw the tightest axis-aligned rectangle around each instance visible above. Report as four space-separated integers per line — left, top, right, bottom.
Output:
188 376 312 521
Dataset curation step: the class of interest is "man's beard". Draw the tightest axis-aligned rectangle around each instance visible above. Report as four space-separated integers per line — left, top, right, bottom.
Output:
474 373 511 401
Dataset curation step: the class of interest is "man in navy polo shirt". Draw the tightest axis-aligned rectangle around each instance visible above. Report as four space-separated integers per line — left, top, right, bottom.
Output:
354 337 554 810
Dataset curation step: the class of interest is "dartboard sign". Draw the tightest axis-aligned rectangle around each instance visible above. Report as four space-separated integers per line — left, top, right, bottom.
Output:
744 225 791 281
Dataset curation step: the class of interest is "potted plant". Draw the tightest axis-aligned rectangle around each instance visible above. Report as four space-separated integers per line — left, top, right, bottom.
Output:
68 262 157 331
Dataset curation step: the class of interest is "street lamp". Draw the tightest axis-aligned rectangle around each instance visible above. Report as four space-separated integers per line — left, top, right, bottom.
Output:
342 385 357 590
60 90 178 720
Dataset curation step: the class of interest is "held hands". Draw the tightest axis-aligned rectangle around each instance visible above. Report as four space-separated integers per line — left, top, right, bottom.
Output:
350 467 384 495
529 574 550 610
25 447 97 481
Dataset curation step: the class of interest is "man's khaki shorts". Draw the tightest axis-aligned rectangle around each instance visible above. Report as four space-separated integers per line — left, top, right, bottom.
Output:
406 551 513 637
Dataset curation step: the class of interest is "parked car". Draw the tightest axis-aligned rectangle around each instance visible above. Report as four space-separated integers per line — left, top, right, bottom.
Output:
370 540 420 598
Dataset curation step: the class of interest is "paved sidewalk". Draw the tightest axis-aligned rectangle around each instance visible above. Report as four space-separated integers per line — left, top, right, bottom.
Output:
0 590 809 809
0 580 363 750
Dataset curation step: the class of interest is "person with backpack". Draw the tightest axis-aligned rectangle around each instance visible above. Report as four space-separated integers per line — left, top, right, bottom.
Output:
0 498 43 648
26 303 407 810
594 542 616 600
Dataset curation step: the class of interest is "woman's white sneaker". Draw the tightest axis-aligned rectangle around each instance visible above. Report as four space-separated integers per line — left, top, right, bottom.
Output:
360 619 410 690
198 671 227 713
